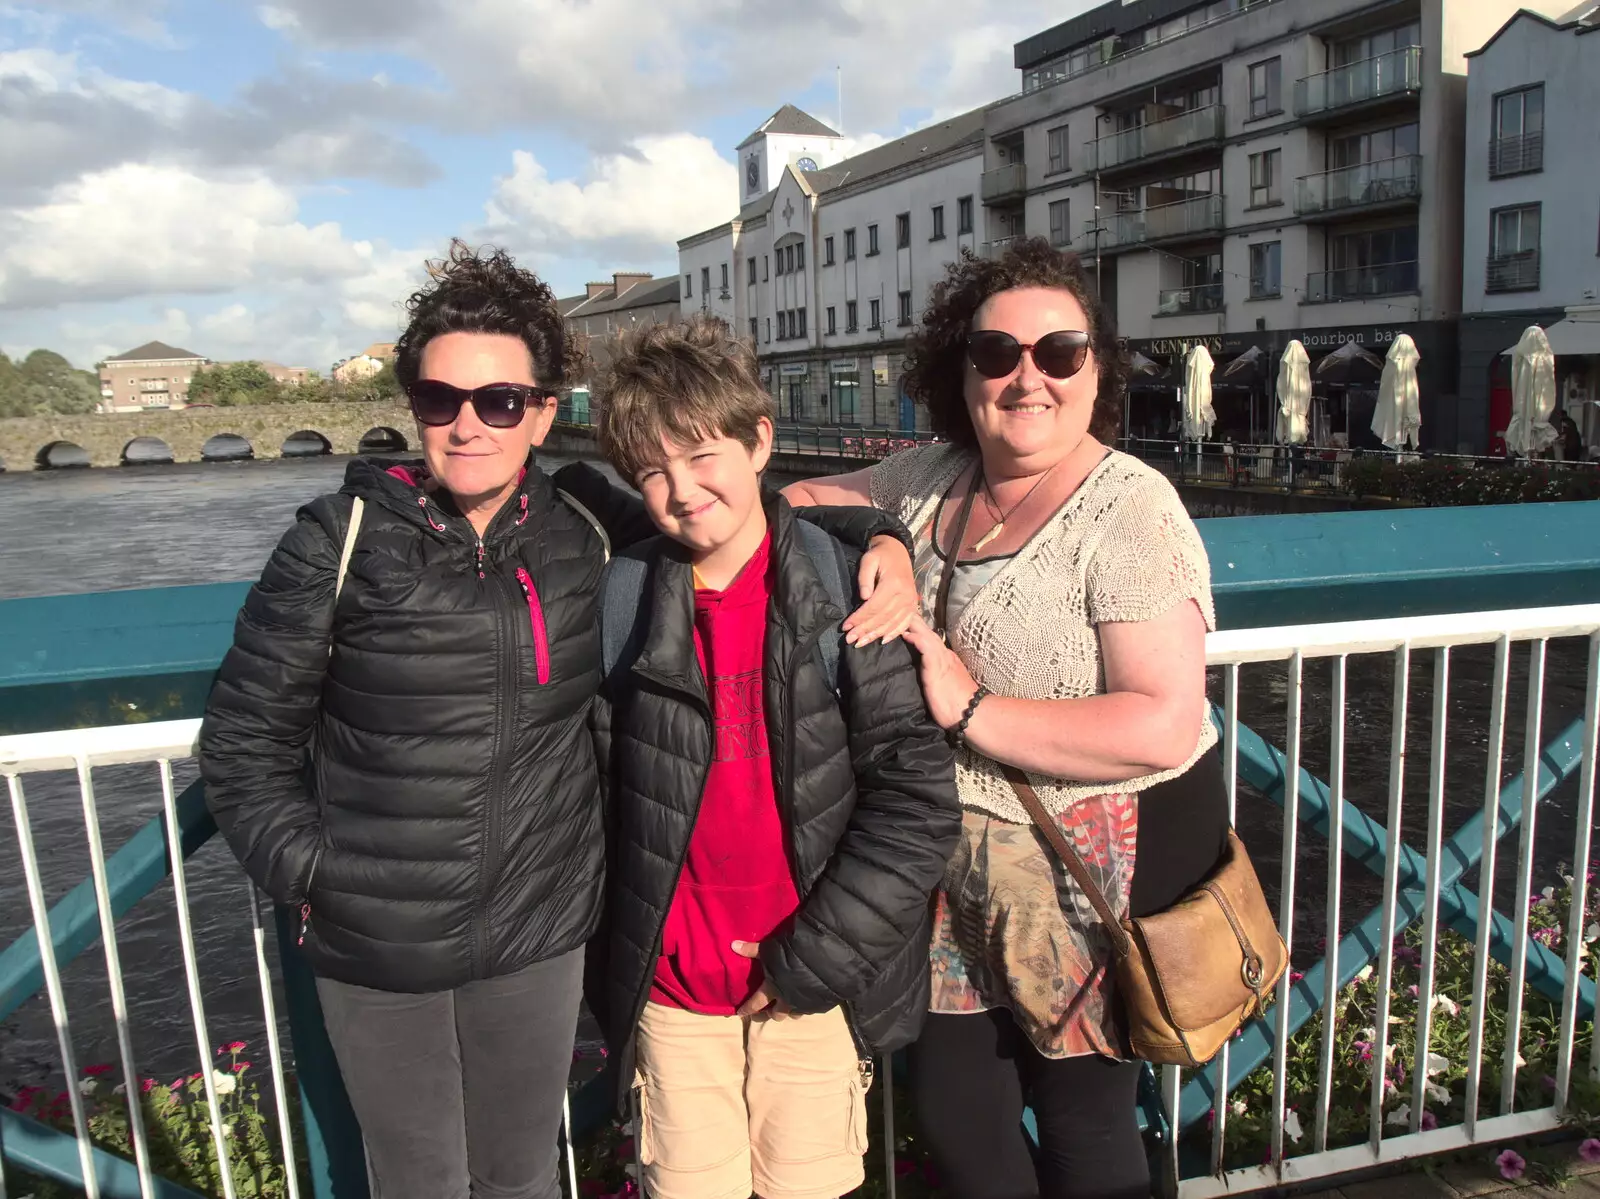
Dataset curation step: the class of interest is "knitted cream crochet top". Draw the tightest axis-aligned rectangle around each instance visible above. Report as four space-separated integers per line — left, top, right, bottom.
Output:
870 444 1218 822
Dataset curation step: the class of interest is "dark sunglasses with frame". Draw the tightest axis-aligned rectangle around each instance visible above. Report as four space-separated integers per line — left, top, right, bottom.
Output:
406 380 557 429
966 329 1091 381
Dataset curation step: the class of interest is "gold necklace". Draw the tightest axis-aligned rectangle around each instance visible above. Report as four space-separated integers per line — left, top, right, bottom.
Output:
968 461 1059 553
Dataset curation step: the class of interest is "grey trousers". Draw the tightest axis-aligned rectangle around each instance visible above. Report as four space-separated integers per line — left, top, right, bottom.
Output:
316 949 584 1199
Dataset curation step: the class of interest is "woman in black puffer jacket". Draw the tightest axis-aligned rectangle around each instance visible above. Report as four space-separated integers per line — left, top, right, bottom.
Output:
200 242 918 1199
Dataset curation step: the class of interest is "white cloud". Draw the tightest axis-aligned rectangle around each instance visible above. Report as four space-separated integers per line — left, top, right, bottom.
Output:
483 134 737 264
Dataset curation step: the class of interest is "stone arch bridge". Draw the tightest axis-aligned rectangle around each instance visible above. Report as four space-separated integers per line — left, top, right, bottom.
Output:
0 402 417 470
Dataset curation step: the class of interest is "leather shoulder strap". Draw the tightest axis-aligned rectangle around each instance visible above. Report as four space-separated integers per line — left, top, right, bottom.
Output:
1000 763 1130 956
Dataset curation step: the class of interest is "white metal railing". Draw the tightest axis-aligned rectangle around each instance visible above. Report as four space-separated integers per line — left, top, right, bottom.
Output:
1177 604 1599 1195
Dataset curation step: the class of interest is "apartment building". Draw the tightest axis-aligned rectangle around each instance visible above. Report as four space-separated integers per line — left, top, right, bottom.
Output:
98 341 208 412
560 270 681 382
1459 4 1600 454
679 105 984 428
985 0 1568 450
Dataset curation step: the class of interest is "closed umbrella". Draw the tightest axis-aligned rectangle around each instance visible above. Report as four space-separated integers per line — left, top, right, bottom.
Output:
1506 325 1558 457
1372 333 1422 450
1276 340 1311 445
1182 345 1215 440
1128 351 1161 377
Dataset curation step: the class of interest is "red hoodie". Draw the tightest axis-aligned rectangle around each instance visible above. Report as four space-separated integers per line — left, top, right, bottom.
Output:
649 532 801 1014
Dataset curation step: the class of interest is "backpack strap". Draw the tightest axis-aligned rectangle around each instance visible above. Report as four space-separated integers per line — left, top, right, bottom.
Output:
335 496 364 602
794 519 853 695
600 553 650 681
556 488 611 563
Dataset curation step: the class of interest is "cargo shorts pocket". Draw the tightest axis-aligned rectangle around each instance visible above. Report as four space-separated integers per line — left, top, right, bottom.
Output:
631 1073 655 1168
846 1072 870 1157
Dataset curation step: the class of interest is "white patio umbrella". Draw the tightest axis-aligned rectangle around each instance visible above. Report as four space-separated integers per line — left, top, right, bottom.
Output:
1182 344 1215 440
1506 325 1558 458
1275 340 1311 445
1372 333 1422 450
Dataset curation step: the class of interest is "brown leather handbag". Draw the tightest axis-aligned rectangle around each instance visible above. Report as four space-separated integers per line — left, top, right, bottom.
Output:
935 462 1287 1068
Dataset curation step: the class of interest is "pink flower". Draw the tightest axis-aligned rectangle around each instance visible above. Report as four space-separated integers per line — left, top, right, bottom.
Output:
233 1061 251 1073
1289 970 1305 983
84 1064 112 1076
600 1048 609 1058
1580 1138 1600 1165
1420 1110 1438 1131
141 1079 157 1093
171 1078 185 1091
227 1041 246 1053
1407 984 1419 999
1353 1040 1373 1063
188 1072 203 1082
1496 1149 1526 1180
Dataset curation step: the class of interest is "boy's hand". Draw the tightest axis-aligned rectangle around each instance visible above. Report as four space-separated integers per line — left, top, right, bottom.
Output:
901 614 981 731
844 535 918 646
731 940 793 1018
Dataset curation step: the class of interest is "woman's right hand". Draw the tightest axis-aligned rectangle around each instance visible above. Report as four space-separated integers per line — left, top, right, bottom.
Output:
900 614 981 731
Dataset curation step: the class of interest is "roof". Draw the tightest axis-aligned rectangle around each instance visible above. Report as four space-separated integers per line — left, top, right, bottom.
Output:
800 107 986 197
562 276 681 319
1559 0 1598 23
1468 5 1596 55
361 342 396 360
737 104 840 149
557 295 590 317
104 340 205 363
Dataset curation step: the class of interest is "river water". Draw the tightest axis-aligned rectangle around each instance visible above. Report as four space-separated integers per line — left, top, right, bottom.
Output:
0 455 1593 1101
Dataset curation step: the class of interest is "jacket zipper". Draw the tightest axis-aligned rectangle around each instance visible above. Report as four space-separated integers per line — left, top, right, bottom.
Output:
470 569 520 978
515 568 551 685
297 844 325 947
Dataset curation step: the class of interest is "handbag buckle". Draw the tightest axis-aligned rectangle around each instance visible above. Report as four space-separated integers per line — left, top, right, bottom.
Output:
1241 953 1265 989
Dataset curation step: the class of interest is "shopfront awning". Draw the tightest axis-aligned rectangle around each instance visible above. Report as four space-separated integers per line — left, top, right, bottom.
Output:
1502 306 1600 357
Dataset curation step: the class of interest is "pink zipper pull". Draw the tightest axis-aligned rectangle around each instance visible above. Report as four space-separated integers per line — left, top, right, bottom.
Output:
476 538 486 579
515 568 551 684
297 903 311 947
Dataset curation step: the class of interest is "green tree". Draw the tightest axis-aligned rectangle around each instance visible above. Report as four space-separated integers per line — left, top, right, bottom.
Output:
0 348 100 416
188 361 280 407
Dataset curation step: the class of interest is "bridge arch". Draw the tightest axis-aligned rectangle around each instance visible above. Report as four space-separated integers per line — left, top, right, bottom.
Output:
122 436 175 465
36 441 91 469
359 426 409 455
201 433 254 462
282 430 333 457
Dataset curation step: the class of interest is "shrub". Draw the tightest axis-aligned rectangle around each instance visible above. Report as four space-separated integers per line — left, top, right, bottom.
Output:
1341 457 1600 506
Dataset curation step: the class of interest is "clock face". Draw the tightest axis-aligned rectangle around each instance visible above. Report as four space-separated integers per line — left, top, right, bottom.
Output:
796 156 819 172
746 154 760 192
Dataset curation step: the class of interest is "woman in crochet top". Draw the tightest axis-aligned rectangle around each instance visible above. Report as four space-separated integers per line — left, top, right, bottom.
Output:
783 238 1229 1199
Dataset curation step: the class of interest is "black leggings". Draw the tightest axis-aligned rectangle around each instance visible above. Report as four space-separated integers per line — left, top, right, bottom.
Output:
908 749 1229 1199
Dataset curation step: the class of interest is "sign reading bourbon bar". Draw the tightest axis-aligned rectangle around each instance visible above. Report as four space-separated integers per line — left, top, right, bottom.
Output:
1136 325 1421 359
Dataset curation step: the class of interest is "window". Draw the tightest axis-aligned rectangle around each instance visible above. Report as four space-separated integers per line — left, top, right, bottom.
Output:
796 307 807 337
777 311 787 339
867 224 880 255
1248 59 1282 120
846 300 858 332
1047 124 1070 173
1048 199 1071 246
720 263 728 292
1492 86 1545 176
747 257 757 285
825 235 835 265
786 245 796 273
931 205 945 240
775 249 785 276
844 228 857 259
795 241 805 270
958 196 974 234
1249 149 1281 207
749 318 758 342
701 266 710 297
763 255 769 281
869 298 882 329
684 273 692 297
898 290 913 325
765 317 771 343
896 213 911 248
1331 123 1419 168
1249 241 1282 297
827 306 837 335
1492 203 1542 256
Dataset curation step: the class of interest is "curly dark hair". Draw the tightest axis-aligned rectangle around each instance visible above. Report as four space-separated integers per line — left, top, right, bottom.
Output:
901 237 1129 446
394 239 586 391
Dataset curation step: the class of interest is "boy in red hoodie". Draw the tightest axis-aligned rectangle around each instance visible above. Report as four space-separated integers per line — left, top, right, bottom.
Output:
590 316 959 1199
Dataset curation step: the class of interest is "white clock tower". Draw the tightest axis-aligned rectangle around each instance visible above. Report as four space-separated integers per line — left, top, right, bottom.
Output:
735 104 846 204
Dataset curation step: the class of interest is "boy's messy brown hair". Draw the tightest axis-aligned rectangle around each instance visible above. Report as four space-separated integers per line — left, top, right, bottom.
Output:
595 314 774 481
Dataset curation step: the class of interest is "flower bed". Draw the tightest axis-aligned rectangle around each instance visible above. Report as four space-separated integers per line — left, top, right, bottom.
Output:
1340 457 1600 506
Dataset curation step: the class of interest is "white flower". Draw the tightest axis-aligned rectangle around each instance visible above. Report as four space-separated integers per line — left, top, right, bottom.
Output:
1584 922 1598 944
1426 1081 1450 1103
1542 885 1556 901
1387 1103 1411 1128
1284 1110 1304 1143
1425 1053 1450 1077
77 1078 96 1096
1356 965 1374 983
212 1070 237 1097
623 1163 640 1181
223 1123 234 1138
1515 1053 1527 1069
1230 1098 1247 1117
112 1082 127 1096
1360 1026 1376 1040
1432 994 1460 1018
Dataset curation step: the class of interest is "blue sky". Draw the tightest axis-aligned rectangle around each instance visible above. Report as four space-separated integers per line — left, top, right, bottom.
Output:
0 0 1079 372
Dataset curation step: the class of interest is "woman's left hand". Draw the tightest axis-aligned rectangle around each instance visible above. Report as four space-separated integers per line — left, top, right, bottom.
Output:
900 614 981 731
843 535 918 646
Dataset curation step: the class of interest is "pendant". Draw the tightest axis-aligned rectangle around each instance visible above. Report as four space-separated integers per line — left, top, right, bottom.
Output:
970 521 1004 553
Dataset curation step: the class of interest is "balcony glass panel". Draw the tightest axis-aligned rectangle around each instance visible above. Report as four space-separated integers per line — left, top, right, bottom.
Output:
981 163 1028 202
1090 106 1224 171
1295 155 1421 215
1098 194 1224 249
1294 46 1421 117
1304 260 1418 302
1157 283 1224 315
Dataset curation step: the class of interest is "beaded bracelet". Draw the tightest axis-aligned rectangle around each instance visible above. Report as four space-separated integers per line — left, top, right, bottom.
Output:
947 685 990 748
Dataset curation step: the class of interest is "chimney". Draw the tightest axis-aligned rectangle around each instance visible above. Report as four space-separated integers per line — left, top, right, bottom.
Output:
585 281 611 299
612 272 653 298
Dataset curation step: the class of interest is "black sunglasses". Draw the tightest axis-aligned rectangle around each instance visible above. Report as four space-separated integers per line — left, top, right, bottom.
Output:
406 380 555 429
967 330 1091 381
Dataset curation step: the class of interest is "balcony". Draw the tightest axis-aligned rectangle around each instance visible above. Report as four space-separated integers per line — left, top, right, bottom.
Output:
1304 260 1419 303
981 163 1027 203
982 235 1023 257
1156 283 1224 316
1486 250 1541 294
1295 155 1421 218
1097 194 1224 251
1089 105 1224 173
1294 46 1422 120
1489 132 1544 177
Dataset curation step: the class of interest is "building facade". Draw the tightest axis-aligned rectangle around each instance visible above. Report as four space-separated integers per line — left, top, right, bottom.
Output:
985 0 1570 451
98 342 208 412
680 105 984 428
559 272 682 417
1460 4 1600 454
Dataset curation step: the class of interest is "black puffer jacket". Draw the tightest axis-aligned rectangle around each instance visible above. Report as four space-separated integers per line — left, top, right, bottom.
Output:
592 495 960 1096
199 455 606 992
